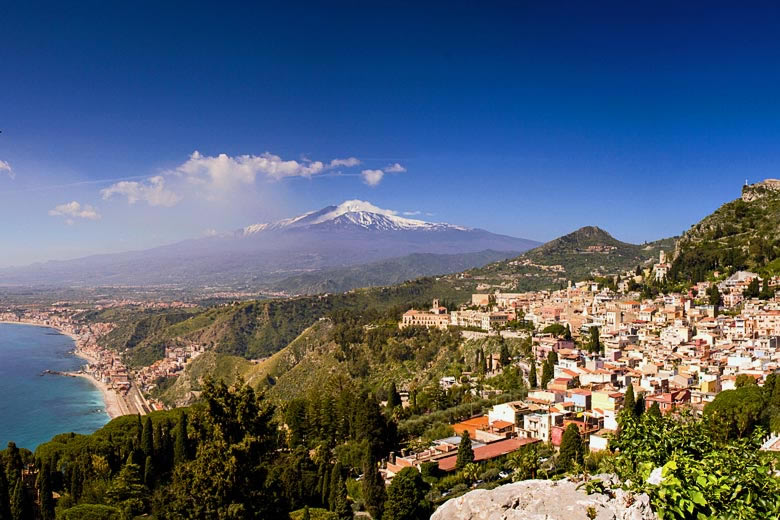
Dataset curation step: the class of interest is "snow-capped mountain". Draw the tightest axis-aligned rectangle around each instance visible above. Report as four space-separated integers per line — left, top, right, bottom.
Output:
0 200 540 289
241 200 467 234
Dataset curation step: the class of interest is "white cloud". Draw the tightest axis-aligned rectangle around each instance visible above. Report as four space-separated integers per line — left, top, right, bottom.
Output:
100 176 180 207
0 160 14 179
403 210 422 216
48 201 101 224
384 163 406 173
329 157 361 168
171 151 361 191
361 169 384 186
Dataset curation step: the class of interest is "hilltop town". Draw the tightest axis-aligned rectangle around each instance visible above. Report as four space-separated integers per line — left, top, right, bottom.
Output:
390 252 780 475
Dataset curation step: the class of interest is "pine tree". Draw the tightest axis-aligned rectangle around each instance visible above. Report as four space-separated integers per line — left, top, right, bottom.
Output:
142 416 154 458
37 462 54 520
455 431 474 470
362 453 386 520
623 385 636 418
558 424 584 471
0 465 11 520
528 358 537 389
174 411 189 465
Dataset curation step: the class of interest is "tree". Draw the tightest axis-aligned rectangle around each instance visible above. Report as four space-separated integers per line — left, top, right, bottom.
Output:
540 358 554 389
587 326 601 354
708 285 722 308
106 461 146 518
362 454 386 520
143 456 155 489
558 424 584 471
499 341 511 368
0 465 10 520
328 463 343 511
386 382 402 409
647 402 662 418
382 467 431 520
743 277 760 299
623 385 636 418
461 463 480 483
302 505 311 520
563 324 573 341
140 416 153 455
759 278 774 300
37 462 54 520
547 350 558 365
9 480 28 520
704 385 766 441
455 431 474 470
332 476 352 520
528 358 537 389
735 374 756 388
173 411 189 466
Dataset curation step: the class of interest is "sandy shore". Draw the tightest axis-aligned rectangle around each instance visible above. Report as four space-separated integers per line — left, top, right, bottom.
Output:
66 371 125 419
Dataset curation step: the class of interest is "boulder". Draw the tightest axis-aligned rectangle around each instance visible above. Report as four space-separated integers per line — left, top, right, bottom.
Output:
431 477 656 520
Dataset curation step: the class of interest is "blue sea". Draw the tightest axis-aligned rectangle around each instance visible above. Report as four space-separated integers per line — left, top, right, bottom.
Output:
0 323 110 451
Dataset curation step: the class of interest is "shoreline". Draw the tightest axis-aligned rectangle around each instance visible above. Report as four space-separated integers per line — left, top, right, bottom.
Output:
1 320 124 419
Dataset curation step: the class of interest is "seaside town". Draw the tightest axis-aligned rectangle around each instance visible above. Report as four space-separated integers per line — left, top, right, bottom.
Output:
0 301 204 418
390 251 780 476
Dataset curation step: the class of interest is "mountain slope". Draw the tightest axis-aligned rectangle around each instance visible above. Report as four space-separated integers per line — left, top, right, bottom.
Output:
451 226 675 292
670 179 780 282
0 200 539 288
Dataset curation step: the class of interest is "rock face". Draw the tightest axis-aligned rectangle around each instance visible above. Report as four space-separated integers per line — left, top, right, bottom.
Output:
742 178 780 202
431 477 656 520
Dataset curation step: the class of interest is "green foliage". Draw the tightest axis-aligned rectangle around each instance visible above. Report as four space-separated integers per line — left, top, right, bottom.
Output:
540 357 554 389
362 454 386 520
611 411 780 519
382 467 431 520
59 504 121 520
528 358 537 389
558 424 584 471
704 385 766 441
455 431 474 471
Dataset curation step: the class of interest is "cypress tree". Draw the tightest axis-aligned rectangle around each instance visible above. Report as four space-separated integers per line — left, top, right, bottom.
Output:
4 443 22 485
320 462 331 508
528 358 537 389
332 476 352 520
499 341 511 368
541 358 553 389
69 464 83 502
634 392 645 417
624 385 636 417
0 465 11 520
174 412 189 465
563 324 573 341
455 431 474 470
362 453 386 520
142 416 154 458
144 455 155 489
328 462 343 511
135 413 143 448
9 480 27 520
558 423 584 471
647 402 662 418
37 462 54 520
386 382 401 409
547 350 558 365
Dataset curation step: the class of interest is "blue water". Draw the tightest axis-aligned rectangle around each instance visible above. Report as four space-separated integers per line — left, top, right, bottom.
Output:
0 323 110 450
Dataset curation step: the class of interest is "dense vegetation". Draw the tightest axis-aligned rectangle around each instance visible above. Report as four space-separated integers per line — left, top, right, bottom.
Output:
670 188 780 284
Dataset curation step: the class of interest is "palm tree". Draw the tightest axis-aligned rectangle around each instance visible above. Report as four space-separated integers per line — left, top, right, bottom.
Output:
461 463 480 484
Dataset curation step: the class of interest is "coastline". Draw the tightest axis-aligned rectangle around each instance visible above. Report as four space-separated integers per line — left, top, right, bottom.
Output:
0 320 123 419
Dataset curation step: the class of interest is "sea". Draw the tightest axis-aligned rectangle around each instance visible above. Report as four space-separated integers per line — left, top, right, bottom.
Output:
0 323 110 451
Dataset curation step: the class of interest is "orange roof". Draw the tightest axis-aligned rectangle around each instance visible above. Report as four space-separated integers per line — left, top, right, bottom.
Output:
490 420 514 429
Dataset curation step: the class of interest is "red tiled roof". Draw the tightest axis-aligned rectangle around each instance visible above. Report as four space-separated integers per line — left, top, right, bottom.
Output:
438 437 540 472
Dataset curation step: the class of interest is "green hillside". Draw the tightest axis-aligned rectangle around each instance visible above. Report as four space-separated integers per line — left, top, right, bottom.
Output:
453 226 675 292
670 181 780 283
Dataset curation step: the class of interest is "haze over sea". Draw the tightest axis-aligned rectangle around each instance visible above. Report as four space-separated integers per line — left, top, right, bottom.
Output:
0 323 109 450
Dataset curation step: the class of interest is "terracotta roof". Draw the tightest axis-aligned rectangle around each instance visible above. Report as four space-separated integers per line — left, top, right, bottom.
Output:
438 438 540 472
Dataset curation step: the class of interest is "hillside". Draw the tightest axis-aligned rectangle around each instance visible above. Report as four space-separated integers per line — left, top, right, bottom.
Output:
449 226 675 292
670 179 780 283
269 249 521 295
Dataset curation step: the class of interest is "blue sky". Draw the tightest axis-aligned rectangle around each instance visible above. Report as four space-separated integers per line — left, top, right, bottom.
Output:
2 3 780 266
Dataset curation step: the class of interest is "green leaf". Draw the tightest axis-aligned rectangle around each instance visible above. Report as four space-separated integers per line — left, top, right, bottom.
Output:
690 491 706 506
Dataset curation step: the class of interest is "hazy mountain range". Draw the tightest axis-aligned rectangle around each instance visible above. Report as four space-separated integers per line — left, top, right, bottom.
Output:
0 200 540 288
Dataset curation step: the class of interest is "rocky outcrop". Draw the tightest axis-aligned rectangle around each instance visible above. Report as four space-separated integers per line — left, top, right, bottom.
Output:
431 477 656 520
742 178 780 202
